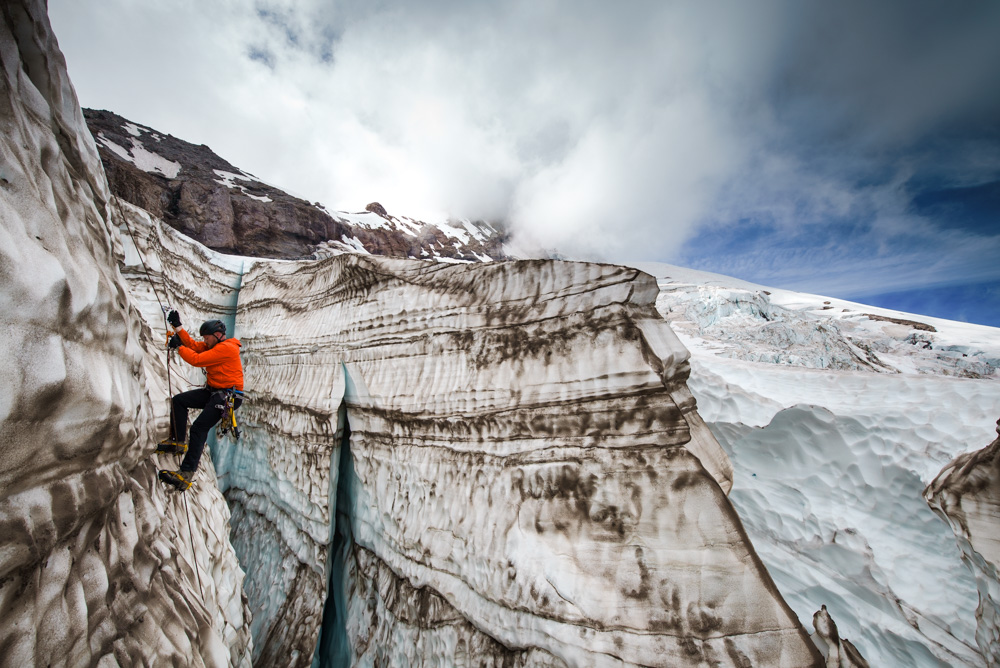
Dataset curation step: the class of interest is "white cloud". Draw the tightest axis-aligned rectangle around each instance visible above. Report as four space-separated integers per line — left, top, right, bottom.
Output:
49 0 1000 298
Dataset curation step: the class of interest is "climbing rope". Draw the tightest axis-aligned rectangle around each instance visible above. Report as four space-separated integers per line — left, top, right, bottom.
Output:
181 492 207 603
113 196 209 610
110 195 177 398
113 196 166 310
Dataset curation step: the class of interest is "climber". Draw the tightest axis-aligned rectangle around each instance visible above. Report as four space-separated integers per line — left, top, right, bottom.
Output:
156 310 243 491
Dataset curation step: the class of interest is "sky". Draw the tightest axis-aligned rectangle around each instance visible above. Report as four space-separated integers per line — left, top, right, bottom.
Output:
49 0 1000 326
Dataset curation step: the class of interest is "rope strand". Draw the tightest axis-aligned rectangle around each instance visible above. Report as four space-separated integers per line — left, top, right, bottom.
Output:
181 492 206 603
113 196 166 313
111 195 177 398
114 199 207 615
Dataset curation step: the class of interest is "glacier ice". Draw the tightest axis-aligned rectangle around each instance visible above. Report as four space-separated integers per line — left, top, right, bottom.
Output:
6 0 998 665
641 262 1000 667
0 2 251 665
208 248 825 666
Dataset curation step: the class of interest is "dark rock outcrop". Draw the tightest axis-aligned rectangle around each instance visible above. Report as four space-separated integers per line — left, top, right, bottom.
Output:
863 313 937 332
365 201 389 217
84 109 508 261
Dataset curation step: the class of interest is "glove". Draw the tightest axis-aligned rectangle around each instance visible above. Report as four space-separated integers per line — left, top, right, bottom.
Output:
168 334 182 349
167 310 181 328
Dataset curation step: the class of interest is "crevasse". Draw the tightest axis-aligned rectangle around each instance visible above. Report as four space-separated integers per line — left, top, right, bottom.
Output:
313 403 353 668
193 246 820 667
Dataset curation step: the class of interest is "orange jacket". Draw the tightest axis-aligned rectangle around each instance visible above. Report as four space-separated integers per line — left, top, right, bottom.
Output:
177 329 244 390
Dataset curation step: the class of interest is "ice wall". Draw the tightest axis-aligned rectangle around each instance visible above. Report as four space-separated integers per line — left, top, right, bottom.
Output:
926 420 1000 665
0 2 250 665
221 253 821 667
108 183 825 667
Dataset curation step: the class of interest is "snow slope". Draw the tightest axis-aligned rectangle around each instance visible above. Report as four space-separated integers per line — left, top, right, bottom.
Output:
632 261 1000 667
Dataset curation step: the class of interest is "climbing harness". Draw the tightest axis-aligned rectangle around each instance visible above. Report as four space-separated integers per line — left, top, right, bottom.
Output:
216 389 244 441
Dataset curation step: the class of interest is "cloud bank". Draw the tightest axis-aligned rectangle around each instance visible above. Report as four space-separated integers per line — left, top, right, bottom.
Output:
50 0 1000 303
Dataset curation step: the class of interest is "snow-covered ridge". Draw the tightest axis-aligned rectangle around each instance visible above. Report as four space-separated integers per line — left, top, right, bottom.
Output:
87 109 509 262
632 261 999 377
328 209 495 247
314 206 501 263
213 169 273 202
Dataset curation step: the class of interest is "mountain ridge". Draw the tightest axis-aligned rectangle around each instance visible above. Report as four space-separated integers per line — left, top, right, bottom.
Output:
84 108 509 262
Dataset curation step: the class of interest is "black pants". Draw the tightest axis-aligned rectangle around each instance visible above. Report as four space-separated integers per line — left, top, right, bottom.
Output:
169 387 242 474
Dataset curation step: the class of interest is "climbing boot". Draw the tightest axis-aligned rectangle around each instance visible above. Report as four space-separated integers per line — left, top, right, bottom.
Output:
158 469 192 491
156 440 188 455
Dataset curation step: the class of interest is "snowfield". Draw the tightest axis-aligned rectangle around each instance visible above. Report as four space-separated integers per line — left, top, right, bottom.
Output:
633 261 1000 667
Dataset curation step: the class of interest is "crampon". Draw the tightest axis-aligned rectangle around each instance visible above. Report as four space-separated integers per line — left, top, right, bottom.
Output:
158 469 192 491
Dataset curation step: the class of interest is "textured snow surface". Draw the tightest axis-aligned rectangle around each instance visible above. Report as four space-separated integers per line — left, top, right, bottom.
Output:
637 261 1000 667
0 3 250 665
635 261 1000 379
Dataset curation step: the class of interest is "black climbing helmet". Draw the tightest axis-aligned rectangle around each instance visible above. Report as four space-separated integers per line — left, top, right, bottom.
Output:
199 320 226 337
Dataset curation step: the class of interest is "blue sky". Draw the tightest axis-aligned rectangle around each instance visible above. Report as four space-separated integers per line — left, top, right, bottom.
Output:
49 0 1000 326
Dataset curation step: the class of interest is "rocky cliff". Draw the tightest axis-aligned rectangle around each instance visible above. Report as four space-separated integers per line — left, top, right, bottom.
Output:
84 108 507 261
